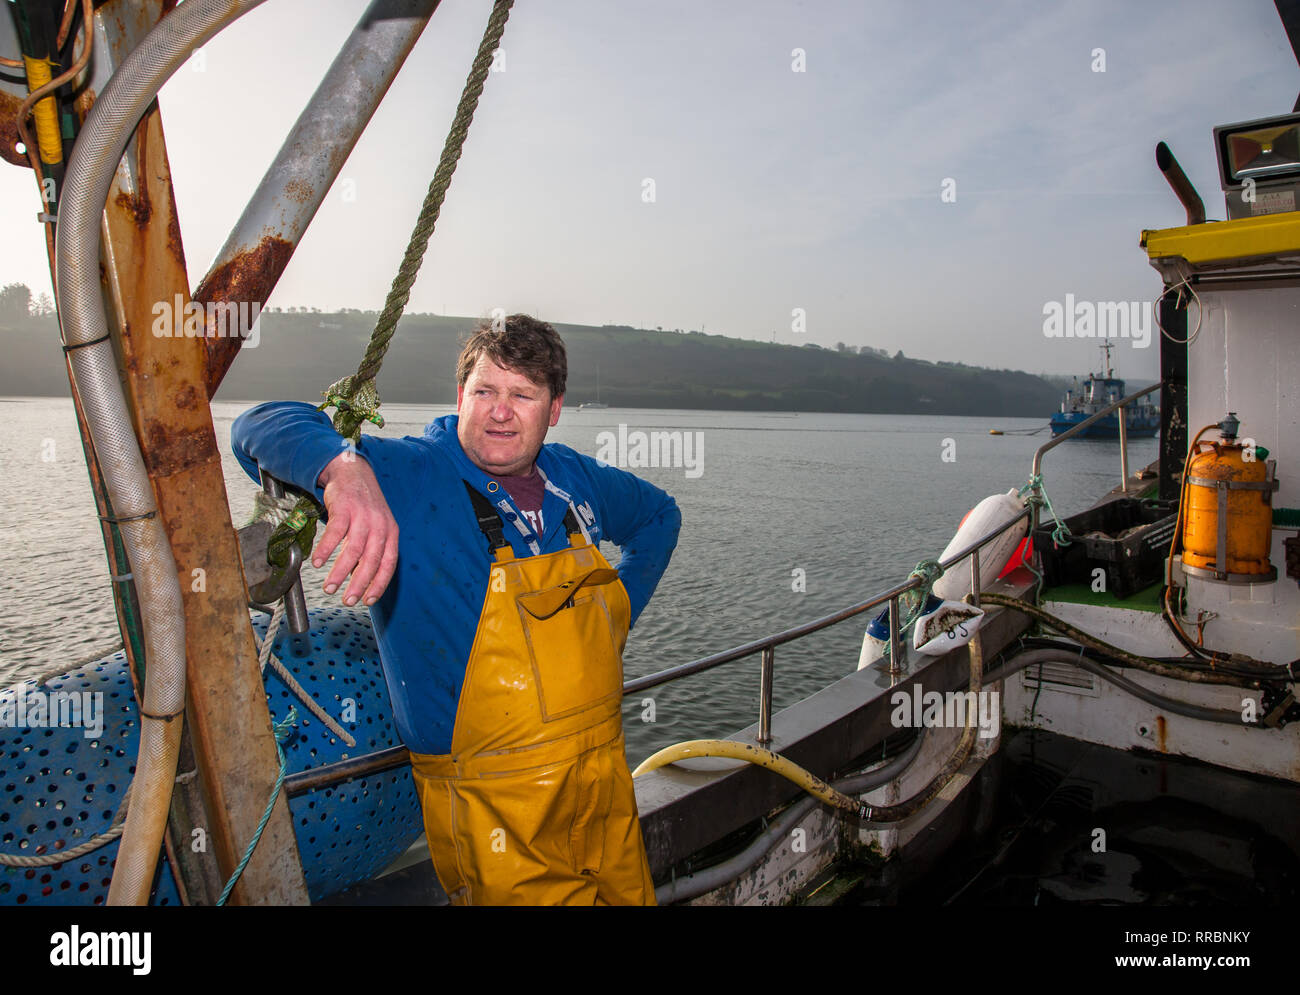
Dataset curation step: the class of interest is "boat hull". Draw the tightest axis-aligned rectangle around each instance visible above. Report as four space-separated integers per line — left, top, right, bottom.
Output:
1050 411 1159 438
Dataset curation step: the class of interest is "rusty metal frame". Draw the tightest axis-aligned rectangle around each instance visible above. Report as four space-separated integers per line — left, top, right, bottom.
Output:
34 0 442 904
195 0 442 396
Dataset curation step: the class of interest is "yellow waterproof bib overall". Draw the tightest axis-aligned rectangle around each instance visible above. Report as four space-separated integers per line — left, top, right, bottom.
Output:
409 487 656 905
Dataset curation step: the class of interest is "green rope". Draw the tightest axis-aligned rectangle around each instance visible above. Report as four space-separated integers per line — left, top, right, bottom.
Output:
265 497 320 571
1021 555 1047 604
882 559 945 664
320 0 515 445
216 706 297 907
1020 473 1072 549
1019 473 1072 601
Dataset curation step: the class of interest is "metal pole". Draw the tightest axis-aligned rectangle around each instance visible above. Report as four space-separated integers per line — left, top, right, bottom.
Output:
758 646 775 746
195 0 442 395
1118 404 1130 493
1155 141 1206 226
888 595 904 676
969 547 981 608
1032 383 1160 480
260 473 311 634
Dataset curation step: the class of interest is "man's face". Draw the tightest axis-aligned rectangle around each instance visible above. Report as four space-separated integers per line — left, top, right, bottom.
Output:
456 355 563 477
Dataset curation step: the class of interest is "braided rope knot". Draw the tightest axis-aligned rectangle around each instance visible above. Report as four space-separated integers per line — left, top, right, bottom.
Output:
319 376 385 446
265 496 320 572
272 706 298 744
1018 474 1068 602
1020 473 1072 549
909 558 944 592
882 559 946 664
312 0 513 451
902 558 944 627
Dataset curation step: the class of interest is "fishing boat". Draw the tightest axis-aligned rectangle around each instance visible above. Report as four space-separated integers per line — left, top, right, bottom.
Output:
1049 342 1160 439
2 0 1298 922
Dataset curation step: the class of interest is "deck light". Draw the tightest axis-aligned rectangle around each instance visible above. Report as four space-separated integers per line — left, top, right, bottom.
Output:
1214 113 1300 218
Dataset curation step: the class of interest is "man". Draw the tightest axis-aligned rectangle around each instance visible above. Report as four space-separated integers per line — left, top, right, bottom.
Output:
232 314 680 905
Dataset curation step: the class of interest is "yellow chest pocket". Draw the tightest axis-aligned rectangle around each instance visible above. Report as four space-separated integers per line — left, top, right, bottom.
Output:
516 566 627 721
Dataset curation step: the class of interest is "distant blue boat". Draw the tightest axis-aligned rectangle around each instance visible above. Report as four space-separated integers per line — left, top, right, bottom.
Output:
1049 343 1159 439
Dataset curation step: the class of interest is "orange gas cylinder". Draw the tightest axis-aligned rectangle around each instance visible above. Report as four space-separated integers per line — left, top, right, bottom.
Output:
1181 415 1277 583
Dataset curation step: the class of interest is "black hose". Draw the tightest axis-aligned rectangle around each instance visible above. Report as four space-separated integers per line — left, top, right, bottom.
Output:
982 591 1287 688
1014 634 1289 686
990 647 1259 727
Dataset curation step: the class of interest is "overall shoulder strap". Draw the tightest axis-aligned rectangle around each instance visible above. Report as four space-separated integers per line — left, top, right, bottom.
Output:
463 479 586 549
462 480 510 553
561 503 583 539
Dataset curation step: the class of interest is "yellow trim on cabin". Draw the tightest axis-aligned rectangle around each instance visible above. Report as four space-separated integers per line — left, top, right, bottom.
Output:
1141 211 1300 265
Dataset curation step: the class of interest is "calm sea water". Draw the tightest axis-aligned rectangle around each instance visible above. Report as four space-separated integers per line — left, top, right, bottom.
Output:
0 396 1156 759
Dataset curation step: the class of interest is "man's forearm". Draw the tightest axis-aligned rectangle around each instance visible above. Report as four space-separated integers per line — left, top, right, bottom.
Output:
231 401 359 497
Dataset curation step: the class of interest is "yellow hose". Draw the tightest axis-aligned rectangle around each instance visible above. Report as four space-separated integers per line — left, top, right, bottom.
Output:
634 631 986 825
22 55 63 165
632 739 867 817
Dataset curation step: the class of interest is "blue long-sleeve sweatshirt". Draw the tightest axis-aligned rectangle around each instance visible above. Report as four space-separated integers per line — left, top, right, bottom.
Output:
232 402 681 754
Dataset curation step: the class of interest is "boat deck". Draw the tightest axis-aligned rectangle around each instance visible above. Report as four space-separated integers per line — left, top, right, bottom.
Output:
1040 581 1165 614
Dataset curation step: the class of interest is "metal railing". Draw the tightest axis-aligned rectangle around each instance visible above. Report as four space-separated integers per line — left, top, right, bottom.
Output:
630 383 1162 747
1029 382 1162 538
624 506 1032 746
286 501 1034 792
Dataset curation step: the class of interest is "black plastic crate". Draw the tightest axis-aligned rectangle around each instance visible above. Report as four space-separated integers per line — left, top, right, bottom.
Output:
1034 497 1178 599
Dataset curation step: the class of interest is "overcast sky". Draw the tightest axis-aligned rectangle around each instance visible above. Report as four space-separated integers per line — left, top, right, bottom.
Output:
3 0 1298 379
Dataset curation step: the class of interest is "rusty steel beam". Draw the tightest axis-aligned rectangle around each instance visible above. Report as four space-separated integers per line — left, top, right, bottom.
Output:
195 0 440 396
89 0 308 905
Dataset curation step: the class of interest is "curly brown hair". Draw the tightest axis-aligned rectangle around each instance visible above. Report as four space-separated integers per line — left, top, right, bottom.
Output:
455 313 567 399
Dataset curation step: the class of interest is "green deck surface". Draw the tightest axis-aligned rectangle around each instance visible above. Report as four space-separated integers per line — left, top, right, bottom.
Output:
1041 580 1165 613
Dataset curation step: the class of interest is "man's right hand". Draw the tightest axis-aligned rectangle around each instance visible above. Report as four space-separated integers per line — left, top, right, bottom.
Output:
315 453 399 607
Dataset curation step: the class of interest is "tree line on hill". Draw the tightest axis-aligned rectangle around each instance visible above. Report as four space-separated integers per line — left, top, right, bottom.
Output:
0 287 1063 417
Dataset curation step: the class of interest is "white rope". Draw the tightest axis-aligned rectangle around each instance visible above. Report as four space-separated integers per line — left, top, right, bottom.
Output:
258 602 285 673
1154 264 1203 346
16 637 128 690
251 492 356 747
248 488 299 528
0 784 132 868
256 603 356 749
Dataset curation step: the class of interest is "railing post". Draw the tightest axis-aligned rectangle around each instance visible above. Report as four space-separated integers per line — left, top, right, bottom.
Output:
1118 404 1130 493
969 547 981 608
888 595 904 676
758 646 775 746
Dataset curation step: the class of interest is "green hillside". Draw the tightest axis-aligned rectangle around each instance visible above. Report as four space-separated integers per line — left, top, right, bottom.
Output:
1 312 1062 416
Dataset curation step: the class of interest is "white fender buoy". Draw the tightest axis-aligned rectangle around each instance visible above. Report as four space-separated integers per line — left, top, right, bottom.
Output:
856 594 939 670
913 598 985 656
857 490 1025 672
931 489 1028 602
